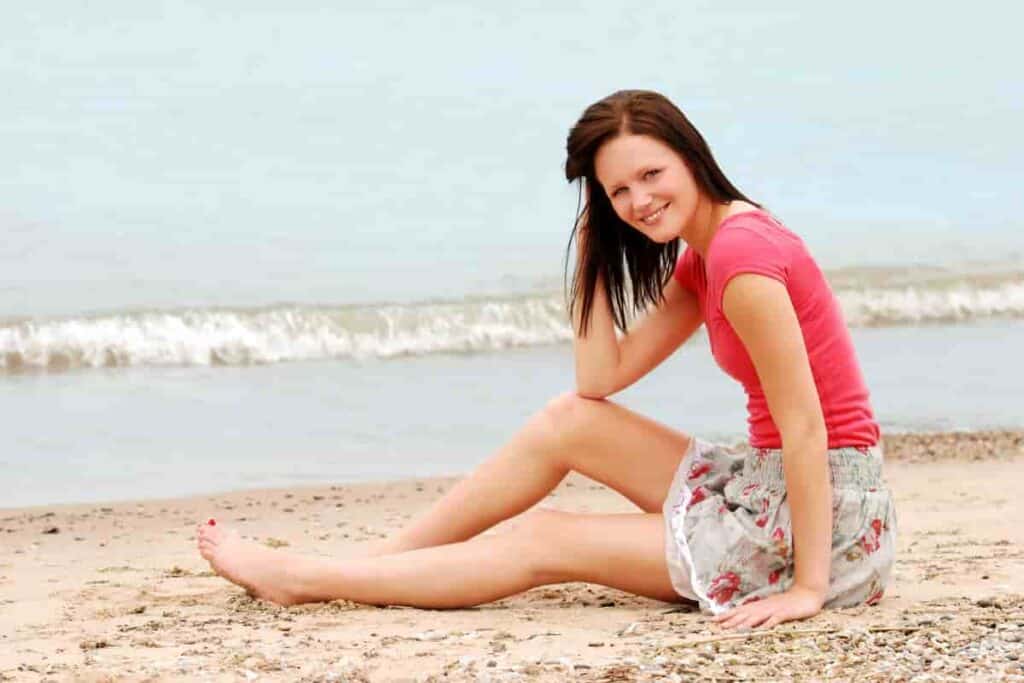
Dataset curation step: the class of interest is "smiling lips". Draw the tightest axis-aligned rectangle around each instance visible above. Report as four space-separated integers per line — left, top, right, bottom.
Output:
639 202 669 225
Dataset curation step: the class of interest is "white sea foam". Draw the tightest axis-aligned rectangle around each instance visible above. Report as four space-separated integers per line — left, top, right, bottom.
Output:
2 277 1022 374
0 297 573 373
838 281 1024 326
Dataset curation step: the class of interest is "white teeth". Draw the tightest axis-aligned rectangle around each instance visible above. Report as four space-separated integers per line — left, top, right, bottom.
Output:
641 205 667 225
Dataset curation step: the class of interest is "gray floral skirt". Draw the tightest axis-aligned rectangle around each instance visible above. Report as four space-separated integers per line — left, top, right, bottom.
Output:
663 438 897 614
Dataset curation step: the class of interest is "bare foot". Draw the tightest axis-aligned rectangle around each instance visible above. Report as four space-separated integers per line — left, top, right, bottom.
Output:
196 523 307 606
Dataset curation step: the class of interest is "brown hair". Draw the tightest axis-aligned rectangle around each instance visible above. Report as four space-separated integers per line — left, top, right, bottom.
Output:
564 89 758 334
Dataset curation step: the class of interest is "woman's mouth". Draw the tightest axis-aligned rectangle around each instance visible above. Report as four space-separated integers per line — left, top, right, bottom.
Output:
640 203 669 226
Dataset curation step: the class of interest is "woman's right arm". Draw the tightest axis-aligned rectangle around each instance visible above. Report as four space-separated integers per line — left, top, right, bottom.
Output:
573 275 703 399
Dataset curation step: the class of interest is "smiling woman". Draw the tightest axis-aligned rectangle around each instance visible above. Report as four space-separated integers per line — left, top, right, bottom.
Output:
197 89 896 633
564 90 761 334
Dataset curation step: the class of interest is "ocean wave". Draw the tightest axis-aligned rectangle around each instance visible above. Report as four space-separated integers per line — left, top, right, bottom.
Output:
2 274 1022 374
839 280 1024 326
0 297 573 373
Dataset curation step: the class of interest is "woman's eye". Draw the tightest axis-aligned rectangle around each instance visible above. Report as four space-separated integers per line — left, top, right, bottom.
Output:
644 169 661 180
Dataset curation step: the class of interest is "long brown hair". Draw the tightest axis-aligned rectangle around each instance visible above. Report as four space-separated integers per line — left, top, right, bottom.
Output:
564 90 758 335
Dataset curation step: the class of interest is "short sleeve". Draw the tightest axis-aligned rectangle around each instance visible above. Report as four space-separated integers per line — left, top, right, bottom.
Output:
706 223 790 305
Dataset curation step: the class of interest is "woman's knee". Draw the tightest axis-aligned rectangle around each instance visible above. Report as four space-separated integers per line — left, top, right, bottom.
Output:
535 391 606 447
504 507 575 582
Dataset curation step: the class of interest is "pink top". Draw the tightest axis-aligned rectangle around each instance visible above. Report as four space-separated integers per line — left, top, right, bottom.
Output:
673 210 880 449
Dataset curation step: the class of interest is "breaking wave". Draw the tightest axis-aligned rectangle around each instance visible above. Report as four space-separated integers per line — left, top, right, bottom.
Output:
3 269 1022 374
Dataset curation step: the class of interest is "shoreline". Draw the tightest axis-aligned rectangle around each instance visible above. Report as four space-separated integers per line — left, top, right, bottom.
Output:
3 430 1022 514
3 429 1023 680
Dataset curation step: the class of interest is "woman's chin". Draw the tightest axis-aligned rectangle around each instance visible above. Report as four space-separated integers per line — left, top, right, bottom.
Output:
641 224 682 244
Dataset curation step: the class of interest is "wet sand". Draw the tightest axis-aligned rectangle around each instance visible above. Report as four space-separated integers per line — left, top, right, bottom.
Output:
2 431 1023 681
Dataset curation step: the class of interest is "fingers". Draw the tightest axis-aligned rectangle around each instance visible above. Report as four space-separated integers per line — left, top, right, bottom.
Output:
713 602 792 631
710 590 821 631
715 605 762 631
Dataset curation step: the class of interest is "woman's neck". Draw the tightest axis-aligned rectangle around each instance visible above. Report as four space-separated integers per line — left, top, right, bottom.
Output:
684 198 733 259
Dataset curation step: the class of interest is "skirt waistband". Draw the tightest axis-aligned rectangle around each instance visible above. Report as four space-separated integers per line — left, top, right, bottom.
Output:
744 445 885 489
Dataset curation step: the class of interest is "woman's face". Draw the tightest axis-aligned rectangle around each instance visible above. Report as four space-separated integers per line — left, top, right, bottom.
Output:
593 133 701 243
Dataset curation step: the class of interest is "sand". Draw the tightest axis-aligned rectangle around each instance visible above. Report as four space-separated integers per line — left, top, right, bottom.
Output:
2 431 1023 681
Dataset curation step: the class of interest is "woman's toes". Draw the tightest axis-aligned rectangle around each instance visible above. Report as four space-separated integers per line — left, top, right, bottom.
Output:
199 524 221 543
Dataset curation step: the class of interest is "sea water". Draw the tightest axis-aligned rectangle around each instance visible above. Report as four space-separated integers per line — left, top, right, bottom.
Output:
2 2 1022 505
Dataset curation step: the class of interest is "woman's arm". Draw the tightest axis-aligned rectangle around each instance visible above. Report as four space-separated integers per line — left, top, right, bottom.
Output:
715 273 831 629
573 276 703 398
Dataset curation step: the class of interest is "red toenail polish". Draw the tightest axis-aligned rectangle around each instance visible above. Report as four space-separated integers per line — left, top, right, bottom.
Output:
207 518 216 526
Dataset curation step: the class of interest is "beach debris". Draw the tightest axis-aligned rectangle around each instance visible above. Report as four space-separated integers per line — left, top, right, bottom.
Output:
618 621 642 636
263 537 289 548
165 565 194 577
79 639 110 650
412 630 449 642
41 526 59 534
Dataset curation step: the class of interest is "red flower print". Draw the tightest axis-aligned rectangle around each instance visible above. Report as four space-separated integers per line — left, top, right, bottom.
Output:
866 588 884 605
768 569 782 585
859 518 884 554
741 483 760 497
771 526 790 559
688 461 712 480
687 486 707 510
717 504 728 516
708 572 741 605
754 499 770 527
742 595 762 605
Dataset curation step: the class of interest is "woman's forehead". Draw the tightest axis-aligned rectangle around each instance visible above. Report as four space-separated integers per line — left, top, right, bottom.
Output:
594 134 674 186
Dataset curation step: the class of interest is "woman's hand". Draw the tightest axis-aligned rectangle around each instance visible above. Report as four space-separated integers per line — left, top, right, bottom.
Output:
712 585 825 631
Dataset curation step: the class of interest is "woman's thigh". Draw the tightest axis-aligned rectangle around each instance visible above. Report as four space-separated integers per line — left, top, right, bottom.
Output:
541 393 692 513
523 509 686 604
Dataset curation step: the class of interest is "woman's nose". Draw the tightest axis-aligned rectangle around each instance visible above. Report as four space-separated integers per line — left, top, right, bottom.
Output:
632 192 653 213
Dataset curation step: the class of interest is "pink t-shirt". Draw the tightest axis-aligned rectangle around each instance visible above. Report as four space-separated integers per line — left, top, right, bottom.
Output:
673 210 880 449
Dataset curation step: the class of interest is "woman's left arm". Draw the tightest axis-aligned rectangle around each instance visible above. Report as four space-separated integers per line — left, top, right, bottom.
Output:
714 273 831 630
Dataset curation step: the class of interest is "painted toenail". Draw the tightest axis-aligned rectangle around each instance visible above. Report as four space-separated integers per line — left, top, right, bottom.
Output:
208 518 216 526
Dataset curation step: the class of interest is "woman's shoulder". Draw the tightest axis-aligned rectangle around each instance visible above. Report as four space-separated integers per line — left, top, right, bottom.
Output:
718 202 788 235
712 204 805 257
721 200 763 222
704 204 808 288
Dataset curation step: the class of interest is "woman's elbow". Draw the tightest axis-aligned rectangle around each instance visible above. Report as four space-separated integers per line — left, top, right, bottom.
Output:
574 379 613 400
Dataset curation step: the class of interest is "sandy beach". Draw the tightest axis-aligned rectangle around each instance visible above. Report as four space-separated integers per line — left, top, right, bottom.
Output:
3 431 1023 681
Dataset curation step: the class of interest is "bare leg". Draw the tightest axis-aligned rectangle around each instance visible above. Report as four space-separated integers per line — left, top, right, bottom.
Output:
364 393 692 557
197 508 680 607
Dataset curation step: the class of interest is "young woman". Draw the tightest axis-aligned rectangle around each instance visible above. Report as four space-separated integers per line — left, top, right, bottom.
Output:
197 90 896 631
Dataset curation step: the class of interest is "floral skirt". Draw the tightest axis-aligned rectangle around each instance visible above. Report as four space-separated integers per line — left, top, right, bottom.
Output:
662 438 897 614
